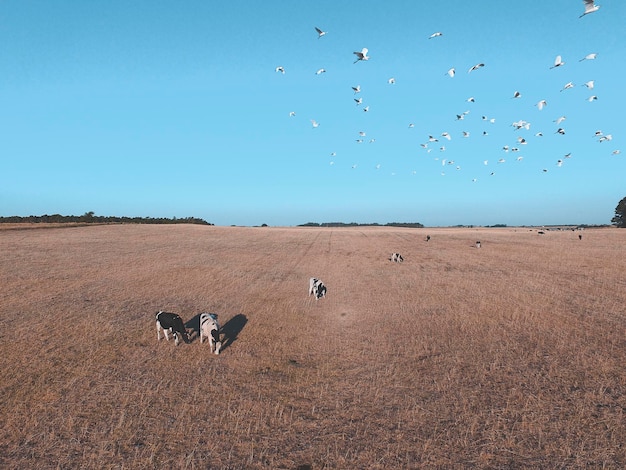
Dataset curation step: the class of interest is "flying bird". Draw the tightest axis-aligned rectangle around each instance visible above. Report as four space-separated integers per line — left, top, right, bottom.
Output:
583 80 595 89
560 82 574 92
353 48 370 63
311 119 319 128
314 27 327 39
512 90 521 98
352 85 361 93
554 116 567 125
588 95 598 102
289 111 296 117
315 68 326 75
556 128 566 135
550 55 565 69
468 63 485 73
612 150 621 155
536 99 547 110
354 97 363 106
275 66 285 74
388 77 396 84
428 32 443 39
580 0 600 18
579 53 598 61
446 67 455 78
363 106 370 112
441 132 451 141
466 97 475 103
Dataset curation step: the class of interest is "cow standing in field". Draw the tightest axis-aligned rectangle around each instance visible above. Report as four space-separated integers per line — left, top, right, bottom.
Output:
199 313 222 355
389 252 404 262
475 241 481 248
309 277 327 300
156 311 190 345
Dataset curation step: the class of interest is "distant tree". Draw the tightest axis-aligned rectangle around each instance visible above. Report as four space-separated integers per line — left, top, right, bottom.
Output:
612 197 626 228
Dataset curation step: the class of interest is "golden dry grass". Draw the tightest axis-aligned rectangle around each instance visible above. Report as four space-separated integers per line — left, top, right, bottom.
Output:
1 224 625 469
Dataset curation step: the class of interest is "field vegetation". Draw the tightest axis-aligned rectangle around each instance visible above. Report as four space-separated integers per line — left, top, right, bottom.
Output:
1 224 625 468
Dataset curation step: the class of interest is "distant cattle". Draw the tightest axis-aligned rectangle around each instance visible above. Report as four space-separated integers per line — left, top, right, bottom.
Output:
309 277 327 300
426 235 431 242
389 252 404 262
156 311 190 346
475 241 481 248
538 231 545 235
199 313 222 354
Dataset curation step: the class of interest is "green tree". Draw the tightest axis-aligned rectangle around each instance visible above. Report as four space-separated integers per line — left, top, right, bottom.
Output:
611 197 626 228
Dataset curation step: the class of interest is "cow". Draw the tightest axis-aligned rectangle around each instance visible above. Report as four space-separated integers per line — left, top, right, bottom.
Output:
389 252 404 262
156 311 190 345
475 241 481 248
309 277 327 300
199 313 222 355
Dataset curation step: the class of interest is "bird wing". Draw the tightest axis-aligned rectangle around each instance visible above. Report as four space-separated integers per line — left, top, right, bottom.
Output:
315 27 323 34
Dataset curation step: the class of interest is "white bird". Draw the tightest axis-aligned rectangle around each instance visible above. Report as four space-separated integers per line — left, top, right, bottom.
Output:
483 160 489 165
314 27 327 39
353 48 369 63
579 53 598 61
588 95 598 102
446 68 455 78
441 132 451 141
467 97 475 103
564 153 572 158
275 66 285 74
580 0 600 18
550 55 565 69
428 135 438 142
456 114 465 121
429 32 443 39
556 159 563 167
363 106 370 112
440 146 446 152
463 131 470 138
354 97 363 106
503 145 509 152
556 128 566 135
517 137 527 145
498 158 506 163
388 77 396 84
599 134 613 142
554 116 567 125
315 68 326 75
584 80 595 89
311 119 319 128
512 90 521 98
612 150 621 155
289 111 296 117
560 82 574 92
352 85 361 93
358 131 366 137
536 99 547 111
408 123 415 128
468 63 485 73
535 132 543 137
516 156 524 162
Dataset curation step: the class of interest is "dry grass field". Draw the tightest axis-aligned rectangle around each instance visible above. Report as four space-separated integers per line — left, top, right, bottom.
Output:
1 224 625 469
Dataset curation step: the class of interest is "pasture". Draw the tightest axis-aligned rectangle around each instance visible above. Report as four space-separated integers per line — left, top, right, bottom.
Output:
1 224 625 468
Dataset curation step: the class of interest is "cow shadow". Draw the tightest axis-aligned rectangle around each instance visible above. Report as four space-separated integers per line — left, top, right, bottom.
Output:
220 313 248 351
185 313 205 342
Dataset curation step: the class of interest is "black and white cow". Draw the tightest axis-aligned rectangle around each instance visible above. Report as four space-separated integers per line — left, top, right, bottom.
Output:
475 241 482 248
156 311 190 345
199 312 222 355
389 252 404 262
309 277 327 300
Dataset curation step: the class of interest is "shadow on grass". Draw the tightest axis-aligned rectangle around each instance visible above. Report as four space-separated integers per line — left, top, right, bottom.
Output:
220 313 247 351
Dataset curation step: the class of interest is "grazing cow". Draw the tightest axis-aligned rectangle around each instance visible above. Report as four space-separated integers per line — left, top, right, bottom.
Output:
578 234 583 240
389 252 404 262
475 241 481 248
156 311 190 345
309 277 327 300
426 235 431 242
199 313 222 354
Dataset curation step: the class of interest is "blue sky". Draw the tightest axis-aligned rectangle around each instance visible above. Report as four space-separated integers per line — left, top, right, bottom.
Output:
2 0 624 226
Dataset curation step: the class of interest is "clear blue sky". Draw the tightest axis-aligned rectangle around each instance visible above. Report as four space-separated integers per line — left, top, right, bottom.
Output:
2 0 624 226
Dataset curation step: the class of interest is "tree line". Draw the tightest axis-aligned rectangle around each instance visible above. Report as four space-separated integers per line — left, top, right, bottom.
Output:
0 212 212 225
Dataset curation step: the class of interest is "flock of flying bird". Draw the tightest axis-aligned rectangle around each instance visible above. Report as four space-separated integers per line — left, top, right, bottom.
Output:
274 0 620 180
